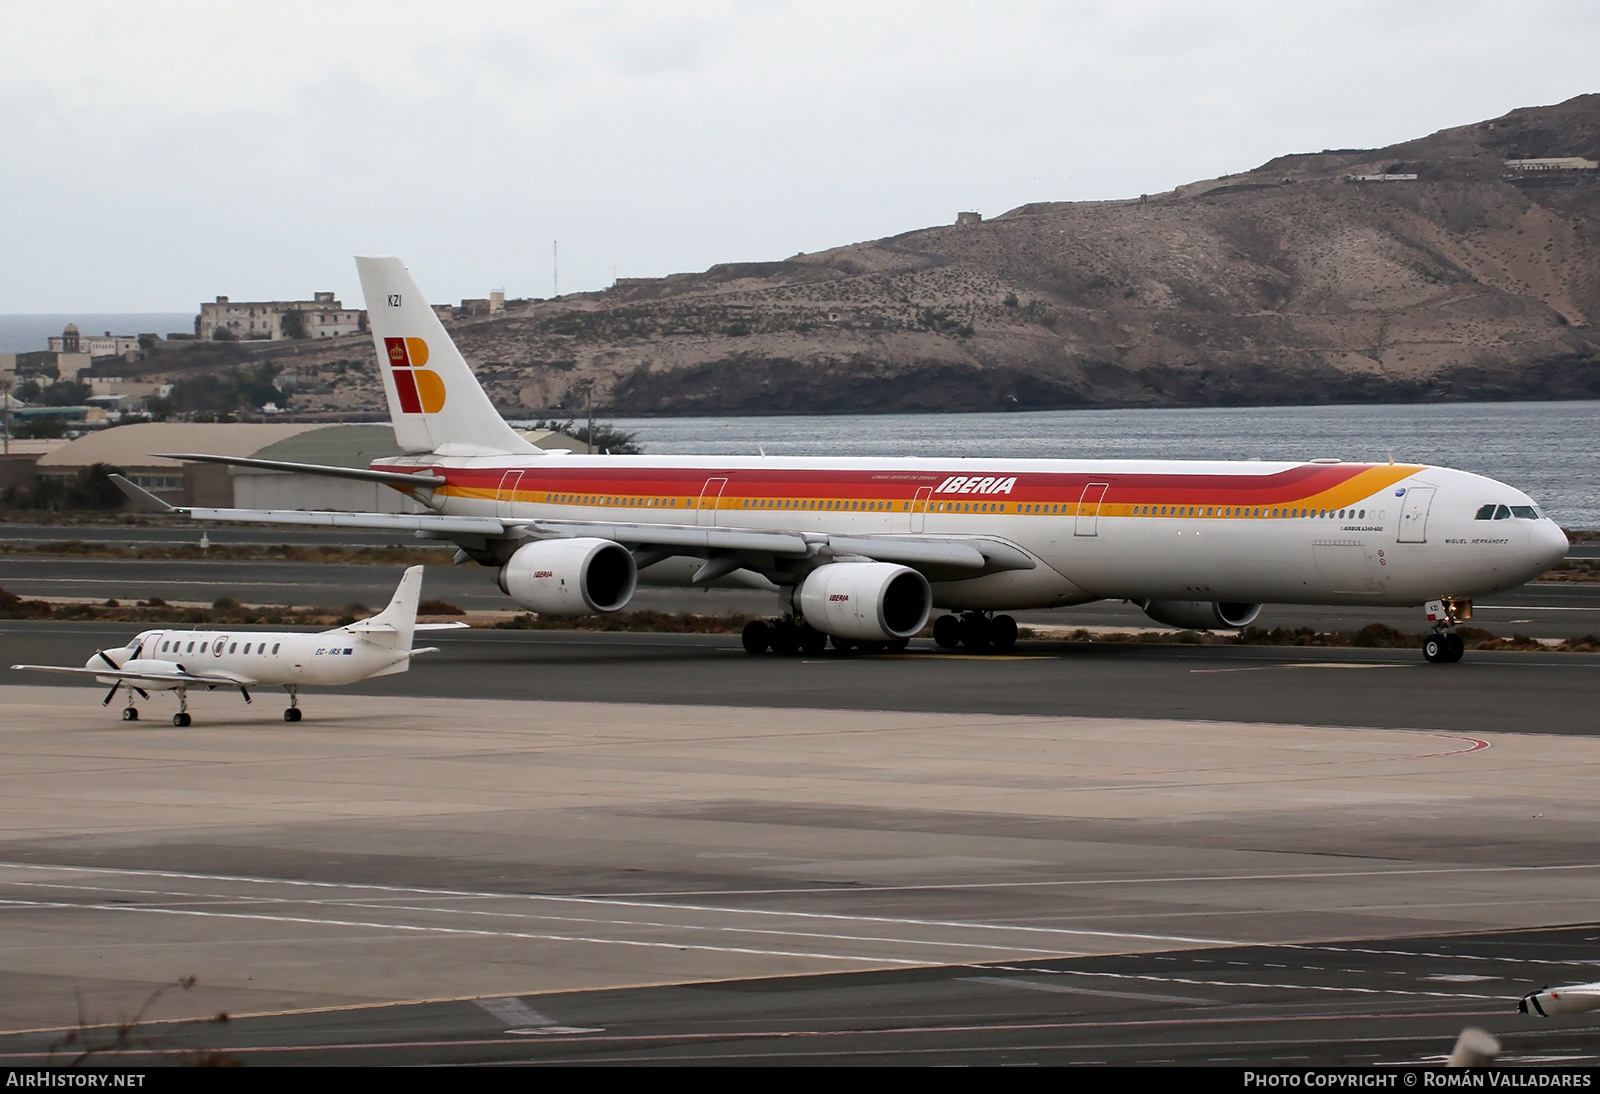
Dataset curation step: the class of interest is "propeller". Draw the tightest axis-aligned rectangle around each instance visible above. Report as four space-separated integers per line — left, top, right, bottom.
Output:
101 681 121 707
240 688 252 705
95 649 120 670
133 687 149 700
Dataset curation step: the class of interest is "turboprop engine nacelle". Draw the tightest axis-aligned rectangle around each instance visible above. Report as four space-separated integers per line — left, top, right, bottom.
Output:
498 538 637 616
1140 600 1263 631
798 562 932 641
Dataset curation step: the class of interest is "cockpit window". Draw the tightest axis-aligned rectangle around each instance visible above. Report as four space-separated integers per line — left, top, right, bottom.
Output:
1510 506 1539 519
1493 505 1512 520
1475 505 1495 520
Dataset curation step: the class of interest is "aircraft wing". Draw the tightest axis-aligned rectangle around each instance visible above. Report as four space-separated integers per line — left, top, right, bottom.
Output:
110 476 1036 578
10 664 256 687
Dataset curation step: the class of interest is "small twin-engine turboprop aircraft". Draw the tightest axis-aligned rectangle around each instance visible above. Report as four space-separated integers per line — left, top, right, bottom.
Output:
11 566 464 726
113 257 1567 665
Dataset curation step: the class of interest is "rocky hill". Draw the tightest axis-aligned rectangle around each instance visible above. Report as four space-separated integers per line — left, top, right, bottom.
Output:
245 95 1600 416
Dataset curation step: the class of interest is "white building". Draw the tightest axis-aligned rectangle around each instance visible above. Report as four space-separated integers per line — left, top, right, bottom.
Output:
47 325 141 356
1503 157 1599 171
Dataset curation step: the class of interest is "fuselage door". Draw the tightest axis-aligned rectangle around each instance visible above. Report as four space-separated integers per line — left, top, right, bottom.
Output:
1075 482 1110 537
1396 485 1436 543
697 477 728 526
910 486 933 533
495 470 524 517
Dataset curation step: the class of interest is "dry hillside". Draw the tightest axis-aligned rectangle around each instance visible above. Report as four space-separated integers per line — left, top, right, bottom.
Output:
226 95 1600 417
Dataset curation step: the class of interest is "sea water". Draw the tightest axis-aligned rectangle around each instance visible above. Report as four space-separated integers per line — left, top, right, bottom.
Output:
610 401 1600 529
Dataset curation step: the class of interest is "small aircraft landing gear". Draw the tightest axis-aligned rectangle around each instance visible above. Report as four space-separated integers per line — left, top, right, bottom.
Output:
283 685 302 722
1422 598 1471 664
172 690 191 727
121 707 139 722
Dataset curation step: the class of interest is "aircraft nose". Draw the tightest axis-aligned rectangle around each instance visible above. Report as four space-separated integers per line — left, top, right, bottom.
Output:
1530 520 1569 572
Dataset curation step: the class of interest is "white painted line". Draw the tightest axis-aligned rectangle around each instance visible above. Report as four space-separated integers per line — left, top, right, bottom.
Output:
960 975 1216 1006
0 897 931 966
0 863 1244 948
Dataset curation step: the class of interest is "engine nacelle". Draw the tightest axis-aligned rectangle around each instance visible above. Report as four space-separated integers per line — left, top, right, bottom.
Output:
1140 600 1263 631
498 538 637 615
798 562 931 641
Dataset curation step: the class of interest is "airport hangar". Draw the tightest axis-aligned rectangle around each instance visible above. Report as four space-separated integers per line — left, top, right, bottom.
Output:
30 420 589 512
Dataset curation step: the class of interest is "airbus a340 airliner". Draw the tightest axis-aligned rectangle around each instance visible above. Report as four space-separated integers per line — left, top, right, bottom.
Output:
120 257 1567 665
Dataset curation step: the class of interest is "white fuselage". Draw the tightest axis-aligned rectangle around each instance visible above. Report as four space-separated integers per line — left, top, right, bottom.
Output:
94 627 405 689
377 453 1568 610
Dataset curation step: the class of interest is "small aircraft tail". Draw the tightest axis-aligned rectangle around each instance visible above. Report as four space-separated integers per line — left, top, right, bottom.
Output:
348 564 425 653
355 256 538 457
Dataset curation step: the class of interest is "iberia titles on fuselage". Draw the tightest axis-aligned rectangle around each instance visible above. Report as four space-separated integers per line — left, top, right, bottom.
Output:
135 256 1567 664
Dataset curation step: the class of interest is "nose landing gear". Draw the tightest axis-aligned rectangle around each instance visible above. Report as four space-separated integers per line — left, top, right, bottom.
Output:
1422 597 1471 664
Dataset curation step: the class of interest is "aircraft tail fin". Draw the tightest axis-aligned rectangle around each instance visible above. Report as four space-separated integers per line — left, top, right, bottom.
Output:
355 256 538 457
349 564 425 652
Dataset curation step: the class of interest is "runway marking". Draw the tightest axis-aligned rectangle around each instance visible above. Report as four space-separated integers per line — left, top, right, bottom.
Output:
327 899 1078 955
960 975 1217 1006
0 863 1244 948
0 1008 1520 1061
7 859 1598 906
0 897 934 967
1189 664 1405 674
985 964 1505 1001
474 997 602 1035
1289 943 1600 969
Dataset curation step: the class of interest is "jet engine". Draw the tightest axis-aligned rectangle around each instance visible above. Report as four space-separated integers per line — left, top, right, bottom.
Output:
797 562 931 641
1139 600 1262 631
498 538 637 615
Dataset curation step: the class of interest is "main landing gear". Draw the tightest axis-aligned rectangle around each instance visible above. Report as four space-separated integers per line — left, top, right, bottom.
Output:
283 685 303 722
1422 597 1471 664
172 689 191 727
932 612 1018 653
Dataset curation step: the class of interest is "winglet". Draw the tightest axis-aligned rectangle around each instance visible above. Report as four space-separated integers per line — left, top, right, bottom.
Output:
110 474 178 513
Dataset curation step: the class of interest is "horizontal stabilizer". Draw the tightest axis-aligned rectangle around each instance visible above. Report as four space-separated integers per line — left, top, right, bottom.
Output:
155 453 446 488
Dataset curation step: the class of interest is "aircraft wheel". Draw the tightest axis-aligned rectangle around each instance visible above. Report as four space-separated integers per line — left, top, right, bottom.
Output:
887 638 910 652
960 614 992 651
831 636 856 654
122 708 139 722
769 621 800 656
172 712 191 727
1445 633 1466 662
797 626 828 656
991 615 1019 652
741 620 771 655
1423 635 1447 663
932 615 962 649
284 708 303 723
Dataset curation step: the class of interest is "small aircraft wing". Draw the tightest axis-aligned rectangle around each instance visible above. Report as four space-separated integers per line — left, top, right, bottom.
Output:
10 664 256 687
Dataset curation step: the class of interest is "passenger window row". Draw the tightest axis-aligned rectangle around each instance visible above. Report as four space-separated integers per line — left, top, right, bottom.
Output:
157 639 281 655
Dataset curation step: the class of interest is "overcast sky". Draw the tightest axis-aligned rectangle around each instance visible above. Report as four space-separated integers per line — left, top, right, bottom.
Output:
2 1 1596 313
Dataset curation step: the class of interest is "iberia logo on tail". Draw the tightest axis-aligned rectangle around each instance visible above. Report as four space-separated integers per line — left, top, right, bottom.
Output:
384 337 446 413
